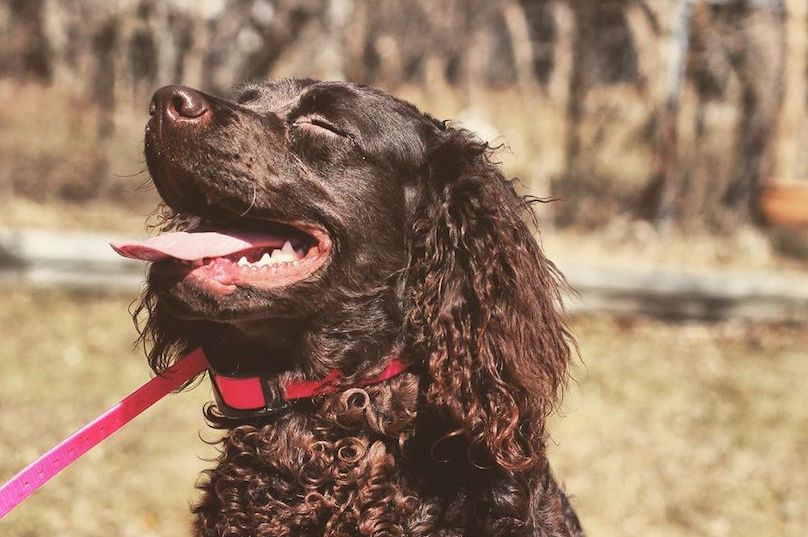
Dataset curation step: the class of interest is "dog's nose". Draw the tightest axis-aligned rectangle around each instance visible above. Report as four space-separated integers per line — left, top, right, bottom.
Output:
150 85 210 124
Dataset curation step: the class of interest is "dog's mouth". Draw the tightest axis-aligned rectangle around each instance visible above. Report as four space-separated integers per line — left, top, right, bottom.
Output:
112 221 332 295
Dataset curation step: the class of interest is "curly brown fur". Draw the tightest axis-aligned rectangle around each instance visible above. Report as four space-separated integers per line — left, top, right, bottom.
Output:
406 130 572 473
134 79 584 536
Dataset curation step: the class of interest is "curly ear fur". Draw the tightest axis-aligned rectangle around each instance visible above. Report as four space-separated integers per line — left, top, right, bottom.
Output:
406 128 573 472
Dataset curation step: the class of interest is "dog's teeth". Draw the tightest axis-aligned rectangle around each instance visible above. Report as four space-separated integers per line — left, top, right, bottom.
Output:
258 252 271 266
238 256 249 267
270 244 298 263
286 241 307 261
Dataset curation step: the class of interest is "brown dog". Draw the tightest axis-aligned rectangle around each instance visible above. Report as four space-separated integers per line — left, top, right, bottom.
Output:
130 79 583 536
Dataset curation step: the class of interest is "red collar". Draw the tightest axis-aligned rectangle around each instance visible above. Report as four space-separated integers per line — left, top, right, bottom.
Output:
209 356 409 419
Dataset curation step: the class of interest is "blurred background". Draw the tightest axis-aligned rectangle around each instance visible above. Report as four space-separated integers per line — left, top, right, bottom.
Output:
0 0 806 535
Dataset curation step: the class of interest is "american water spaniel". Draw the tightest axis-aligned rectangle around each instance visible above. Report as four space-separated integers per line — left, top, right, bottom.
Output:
123 79 584 536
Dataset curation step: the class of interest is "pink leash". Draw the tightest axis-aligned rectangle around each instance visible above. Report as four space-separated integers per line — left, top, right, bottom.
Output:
0 348 208 519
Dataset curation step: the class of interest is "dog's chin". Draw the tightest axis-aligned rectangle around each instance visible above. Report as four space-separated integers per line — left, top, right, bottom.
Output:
152 267 331 323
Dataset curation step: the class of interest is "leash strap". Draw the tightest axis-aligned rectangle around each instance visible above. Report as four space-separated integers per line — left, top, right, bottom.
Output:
0 348 208 519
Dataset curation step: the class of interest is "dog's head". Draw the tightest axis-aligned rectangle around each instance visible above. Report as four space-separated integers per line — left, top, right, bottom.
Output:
134 79 572 470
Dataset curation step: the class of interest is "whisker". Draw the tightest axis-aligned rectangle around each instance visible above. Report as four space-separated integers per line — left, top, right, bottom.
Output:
134 179 155 193
236 183 258 219
113 167 149 178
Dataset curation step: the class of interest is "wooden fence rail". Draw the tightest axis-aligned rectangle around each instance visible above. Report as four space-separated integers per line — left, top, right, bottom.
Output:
2 228 807 322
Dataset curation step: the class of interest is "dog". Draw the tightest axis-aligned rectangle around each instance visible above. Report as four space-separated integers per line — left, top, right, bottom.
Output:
128 79 584 536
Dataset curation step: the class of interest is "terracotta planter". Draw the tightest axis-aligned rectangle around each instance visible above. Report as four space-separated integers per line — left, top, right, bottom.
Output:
759 182 808 229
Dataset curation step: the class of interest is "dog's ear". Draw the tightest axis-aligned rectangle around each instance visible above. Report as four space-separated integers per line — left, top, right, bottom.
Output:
405 127 573 471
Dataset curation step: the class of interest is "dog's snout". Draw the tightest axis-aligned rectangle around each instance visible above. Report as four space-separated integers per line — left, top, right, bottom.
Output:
150 85 210 124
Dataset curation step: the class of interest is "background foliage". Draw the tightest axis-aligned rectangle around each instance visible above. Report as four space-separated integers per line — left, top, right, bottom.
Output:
2 0 806 235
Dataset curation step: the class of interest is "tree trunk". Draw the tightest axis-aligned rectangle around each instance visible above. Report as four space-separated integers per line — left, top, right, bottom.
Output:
722 5 785 224
640 0 692 233
772 0 807 184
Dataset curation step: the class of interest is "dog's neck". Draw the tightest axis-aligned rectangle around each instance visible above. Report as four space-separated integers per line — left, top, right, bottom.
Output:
196 291 404 380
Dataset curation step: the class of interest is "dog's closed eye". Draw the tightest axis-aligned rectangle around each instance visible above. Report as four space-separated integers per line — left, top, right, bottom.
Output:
292 115 352 139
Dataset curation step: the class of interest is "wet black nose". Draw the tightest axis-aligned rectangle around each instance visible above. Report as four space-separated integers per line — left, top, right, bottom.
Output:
150 85 210 123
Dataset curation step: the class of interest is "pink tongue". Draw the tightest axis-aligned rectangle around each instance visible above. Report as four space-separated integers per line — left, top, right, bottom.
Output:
110 231 284 262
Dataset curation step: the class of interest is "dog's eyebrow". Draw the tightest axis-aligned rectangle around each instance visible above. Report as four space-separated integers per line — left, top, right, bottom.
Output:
295 84 360 113
287 87 364 130
237 88 261 104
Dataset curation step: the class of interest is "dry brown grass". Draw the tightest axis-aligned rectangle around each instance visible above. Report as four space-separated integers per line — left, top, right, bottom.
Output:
1 288 805 536
0 289 213 536
551 315 808 536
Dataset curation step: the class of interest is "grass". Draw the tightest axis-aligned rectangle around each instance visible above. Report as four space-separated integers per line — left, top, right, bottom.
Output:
1 289 805 536
0 289 214 536
549 317 808 536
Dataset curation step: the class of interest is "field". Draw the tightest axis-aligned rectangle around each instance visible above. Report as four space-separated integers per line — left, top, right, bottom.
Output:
1 288 805 536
